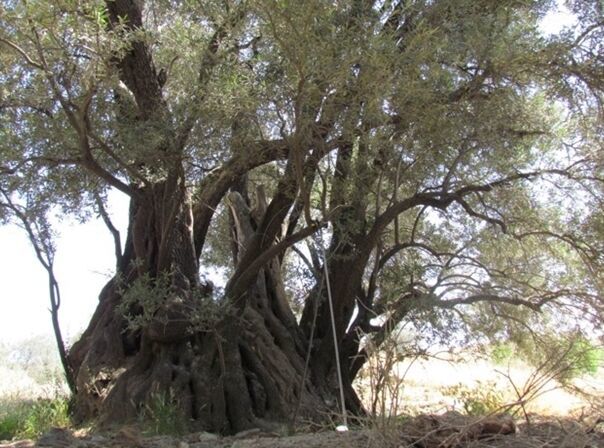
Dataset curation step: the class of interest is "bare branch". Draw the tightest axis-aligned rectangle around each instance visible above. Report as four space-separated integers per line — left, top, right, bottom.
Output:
93 192 123 268
0 37 44 70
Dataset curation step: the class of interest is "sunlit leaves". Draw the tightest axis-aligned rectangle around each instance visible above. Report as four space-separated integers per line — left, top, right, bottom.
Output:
1 0 602 350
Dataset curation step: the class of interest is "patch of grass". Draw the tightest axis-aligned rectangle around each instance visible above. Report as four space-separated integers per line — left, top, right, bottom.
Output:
0 397 71 440
140 391 188 436
0 403 24 441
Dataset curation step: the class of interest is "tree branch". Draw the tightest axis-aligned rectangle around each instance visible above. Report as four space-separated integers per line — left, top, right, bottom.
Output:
225 221 326 303
0 37 44 69
93 192 123 268
104 0 164 118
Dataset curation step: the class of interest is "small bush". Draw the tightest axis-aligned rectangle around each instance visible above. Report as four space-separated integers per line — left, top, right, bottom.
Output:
516 334 603 383
490 343 515 365
0 405 25 440
442 381 505 416
141 391 188 436
0 397 70 440
567 338 603 377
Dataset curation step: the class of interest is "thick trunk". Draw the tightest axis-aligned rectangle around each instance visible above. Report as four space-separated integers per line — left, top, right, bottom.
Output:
67 0 346 432
300 258 367 416
68 183 329 433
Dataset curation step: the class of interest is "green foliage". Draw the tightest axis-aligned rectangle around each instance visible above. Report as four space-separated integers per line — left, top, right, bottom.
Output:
0 404 22 441
140 391 187 436
509 332 603 382
116 271 172 332
0 397 70 440
563 337 603 378
20 398 70 439
442 381 505 416
116 269 229 334
489 343 515 366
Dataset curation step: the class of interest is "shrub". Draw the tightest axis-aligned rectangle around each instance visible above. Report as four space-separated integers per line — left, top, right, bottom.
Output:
0 404 25 440
141 391 188 436
566 337 603 377
21 398 70 439
515 333 603 383
0 397 70 440
442 381 505 416
490 343 515 366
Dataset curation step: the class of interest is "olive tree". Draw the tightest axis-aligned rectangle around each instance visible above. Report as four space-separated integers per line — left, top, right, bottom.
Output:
1 0 602 433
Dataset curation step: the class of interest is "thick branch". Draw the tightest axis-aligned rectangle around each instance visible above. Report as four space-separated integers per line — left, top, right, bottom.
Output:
225 222 325 302
191 138 289 257
104 0 163 118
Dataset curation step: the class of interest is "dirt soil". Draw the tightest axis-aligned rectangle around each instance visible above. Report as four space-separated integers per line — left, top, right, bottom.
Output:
2 413 603 448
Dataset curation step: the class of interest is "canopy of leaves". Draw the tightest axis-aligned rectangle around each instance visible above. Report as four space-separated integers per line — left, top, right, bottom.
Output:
1 0 603 350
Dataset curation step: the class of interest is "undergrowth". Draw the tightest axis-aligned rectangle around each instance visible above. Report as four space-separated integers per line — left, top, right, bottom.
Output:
140 391 188 436
0 396 70 440
441 381 506 416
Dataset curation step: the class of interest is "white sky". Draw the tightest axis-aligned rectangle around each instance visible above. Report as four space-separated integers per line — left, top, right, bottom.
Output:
0 5 578 346
539 2 577 35
0 191 129 344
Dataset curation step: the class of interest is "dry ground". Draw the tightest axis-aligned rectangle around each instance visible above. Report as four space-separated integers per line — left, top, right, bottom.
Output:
356 353 604 417
1 417 604 448
2 355 603 447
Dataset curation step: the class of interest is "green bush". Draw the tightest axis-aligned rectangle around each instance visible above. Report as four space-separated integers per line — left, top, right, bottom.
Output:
0 397 70 440
442 381 505 416
0 405 25 440
566 338 603 377
141 391 188 436
490 343 515 365
515 334 603 382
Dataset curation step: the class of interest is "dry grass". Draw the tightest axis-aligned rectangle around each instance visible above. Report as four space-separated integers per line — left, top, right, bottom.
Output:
355 350 604 447
1 343 603 447
386 413 604 448
356 354 604 417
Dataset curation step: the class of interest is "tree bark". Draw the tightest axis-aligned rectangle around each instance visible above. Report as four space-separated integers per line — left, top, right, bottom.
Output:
68 182 329 433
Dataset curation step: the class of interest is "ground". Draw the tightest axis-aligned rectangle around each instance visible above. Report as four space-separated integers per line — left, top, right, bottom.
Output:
1 349 603 447
2 415 604 448
357 354 604 416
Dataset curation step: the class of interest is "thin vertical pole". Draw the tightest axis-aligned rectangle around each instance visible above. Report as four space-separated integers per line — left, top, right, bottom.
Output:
321 232 348 429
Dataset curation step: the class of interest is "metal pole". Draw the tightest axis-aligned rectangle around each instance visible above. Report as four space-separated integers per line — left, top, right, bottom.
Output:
321 230 348 430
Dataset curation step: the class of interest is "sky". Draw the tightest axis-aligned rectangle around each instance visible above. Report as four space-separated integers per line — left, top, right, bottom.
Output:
0 4 578 346
0 191 129 344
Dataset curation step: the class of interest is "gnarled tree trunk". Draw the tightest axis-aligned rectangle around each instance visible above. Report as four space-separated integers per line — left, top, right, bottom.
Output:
68 181 331 433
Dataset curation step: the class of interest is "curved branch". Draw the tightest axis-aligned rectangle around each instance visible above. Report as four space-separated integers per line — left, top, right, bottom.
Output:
225 221 326 303
0 37 44 69
363 167 582 261
191 138 289 257
88 132 148 185
434 289 572 312
93 192 123 268
0 189 76 394
379 241 444 270
456 196 507 232
80 147 135 196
